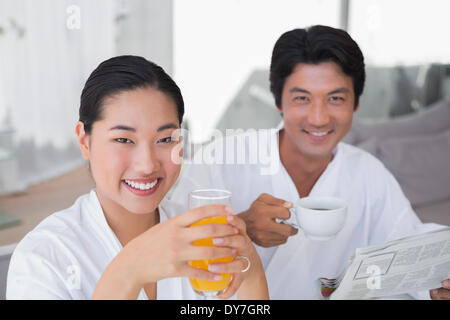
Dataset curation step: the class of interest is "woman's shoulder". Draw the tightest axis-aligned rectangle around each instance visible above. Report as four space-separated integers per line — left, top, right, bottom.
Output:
6 192 97 299
13 192 93 257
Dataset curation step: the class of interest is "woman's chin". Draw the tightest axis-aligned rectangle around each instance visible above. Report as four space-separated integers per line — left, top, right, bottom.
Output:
125 202 160 215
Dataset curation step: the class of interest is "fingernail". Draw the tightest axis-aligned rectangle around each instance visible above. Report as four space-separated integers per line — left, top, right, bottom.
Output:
225 206 233 213
432 289 438 295
283 202 293 208
443 280 450 288
213 237 224 245
213 274 222 281
232 248 237 255
226 215 234 223
208 264 219 272
233 227 239 234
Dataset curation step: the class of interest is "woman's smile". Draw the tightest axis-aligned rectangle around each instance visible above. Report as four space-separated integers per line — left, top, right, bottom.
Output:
122 178 162 196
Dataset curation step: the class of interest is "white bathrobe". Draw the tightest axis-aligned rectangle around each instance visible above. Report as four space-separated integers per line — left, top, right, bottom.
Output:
6 189 205 300
171 121 444 299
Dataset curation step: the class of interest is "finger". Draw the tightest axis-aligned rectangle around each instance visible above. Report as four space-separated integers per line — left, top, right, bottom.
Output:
442 279 450 289
259 204 292 220
208 257 250 274
253 234 289 248
212 234 246 250
217 274 243 300
252 230 290 247
185 223 239 242
182 245 236 261
258 193 292 208
176 204 233 227
180 264 224 282
270 220 298 237
225 215 246 234
430 288 450 300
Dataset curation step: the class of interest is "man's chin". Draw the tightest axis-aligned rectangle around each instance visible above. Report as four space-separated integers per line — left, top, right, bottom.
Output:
298 145 335 160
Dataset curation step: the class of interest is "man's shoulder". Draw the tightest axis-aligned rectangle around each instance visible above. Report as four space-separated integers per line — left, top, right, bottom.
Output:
338 142 386 170
337 142 393 184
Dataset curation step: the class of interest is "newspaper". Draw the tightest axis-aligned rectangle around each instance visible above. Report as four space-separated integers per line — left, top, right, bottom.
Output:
324 227 450 300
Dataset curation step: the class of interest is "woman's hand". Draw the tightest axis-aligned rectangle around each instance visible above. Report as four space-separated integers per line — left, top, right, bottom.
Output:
92 204 237 299
208 215 269 300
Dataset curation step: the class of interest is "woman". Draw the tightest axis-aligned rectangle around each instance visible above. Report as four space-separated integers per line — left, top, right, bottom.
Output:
6 56 268 300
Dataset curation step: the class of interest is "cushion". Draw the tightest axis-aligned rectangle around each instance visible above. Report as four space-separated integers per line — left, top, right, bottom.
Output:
350 99 450 145
374 128 450 207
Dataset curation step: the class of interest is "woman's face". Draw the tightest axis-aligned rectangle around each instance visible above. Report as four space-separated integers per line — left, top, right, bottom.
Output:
76 87 182 215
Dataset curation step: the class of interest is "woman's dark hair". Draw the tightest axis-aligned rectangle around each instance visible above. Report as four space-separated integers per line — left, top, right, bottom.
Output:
270 25 365 109
79 55 184 134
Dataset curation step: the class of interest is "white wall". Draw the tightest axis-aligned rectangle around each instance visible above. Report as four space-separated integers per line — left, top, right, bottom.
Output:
173 0 340 143
0 0 174 194
349 0 450 66
115 0 173 75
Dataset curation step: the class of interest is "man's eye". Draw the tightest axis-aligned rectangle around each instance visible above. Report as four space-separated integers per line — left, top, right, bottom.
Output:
294 96 309 102
115 138 133 144
330 96 345 102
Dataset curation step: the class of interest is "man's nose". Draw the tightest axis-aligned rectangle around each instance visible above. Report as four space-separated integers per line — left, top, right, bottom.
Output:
307 101 330 127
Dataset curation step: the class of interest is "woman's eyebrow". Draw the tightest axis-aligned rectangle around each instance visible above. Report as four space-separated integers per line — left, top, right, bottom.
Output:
157 123 179 132
109 123 179 132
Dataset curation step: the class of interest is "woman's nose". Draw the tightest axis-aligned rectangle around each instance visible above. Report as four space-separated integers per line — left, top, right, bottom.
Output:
133 145 160 175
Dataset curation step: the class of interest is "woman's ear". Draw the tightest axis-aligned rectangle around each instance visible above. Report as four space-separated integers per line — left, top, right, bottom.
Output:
75 121 91 160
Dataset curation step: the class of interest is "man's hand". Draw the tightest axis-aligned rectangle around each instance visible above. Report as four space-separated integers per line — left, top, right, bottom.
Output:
430 280 450 300
238 193 298 247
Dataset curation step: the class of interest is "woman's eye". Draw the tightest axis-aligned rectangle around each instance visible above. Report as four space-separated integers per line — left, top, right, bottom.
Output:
157 137 175 144
115 138 133 144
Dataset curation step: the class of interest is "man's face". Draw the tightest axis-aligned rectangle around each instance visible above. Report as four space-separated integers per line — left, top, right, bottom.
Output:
279 61 359 160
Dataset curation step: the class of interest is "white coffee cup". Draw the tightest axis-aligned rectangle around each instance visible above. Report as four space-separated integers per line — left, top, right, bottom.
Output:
288 196 348 241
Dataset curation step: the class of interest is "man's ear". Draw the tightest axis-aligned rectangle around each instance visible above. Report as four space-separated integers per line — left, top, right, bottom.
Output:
354 101 360 112
276 105 283 117
75 121 91 160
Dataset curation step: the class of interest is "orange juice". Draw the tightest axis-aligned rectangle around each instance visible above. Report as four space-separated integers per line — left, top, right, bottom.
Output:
189 216 233 295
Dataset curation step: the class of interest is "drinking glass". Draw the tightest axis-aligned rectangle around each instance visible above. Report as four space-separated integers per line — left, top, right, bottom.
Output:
188 189 233 297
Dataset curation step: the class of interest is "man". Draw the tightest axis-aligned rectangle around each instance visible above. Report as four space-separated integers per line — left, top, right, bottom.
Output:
172 25 450 299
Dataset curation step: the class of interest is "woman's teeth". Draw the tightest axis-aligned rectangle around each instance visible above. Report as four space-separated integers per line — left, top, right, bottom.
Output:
124 179 158 190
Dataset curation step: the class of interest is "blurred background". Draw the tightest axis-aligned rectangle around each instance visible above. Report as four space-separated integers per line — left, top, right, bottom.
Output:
1 0 450 298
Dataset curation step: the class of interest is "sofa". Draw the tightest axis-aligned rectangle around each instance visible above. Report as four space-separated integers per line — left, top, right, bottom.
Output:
343 98 450 226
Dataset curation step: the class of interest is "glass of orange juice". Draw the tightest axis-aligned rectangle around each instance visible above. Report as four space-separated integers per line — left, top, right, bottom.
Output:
188 189 233 297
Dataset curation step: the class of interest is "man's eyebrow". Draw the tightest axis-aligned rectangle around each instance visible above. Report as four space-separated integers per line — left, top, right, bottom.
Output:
289 87 311 94
109 125 136 132
328 88 350 95
157 123 179 132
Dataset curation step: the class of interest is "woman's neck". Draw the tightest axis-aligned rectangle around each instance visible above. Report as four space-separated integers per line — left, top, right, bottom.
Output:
95 190 160 247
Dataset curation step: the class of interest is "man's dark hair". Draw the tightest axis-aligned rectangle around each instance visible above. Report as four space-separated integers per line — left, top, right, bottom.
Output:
269 25 365 109
79 55 184 134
